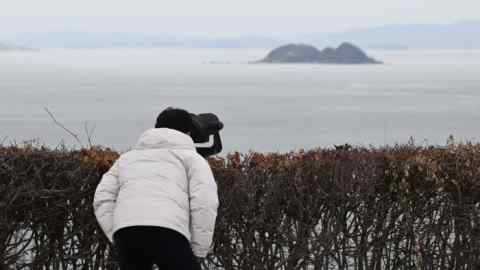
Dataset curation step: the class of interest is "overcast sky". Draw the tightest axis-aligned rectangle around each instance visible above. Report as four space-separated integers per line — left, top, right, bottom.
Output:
1 0 479 36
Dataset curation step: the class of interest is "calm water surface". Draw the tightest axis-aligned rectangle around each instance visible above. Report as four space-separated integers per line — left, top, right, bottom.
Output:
1 49 480 153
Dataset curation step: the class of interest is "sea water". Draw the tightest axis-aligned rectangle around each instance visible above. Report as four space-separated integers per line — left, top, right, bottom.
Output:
1 48 480 153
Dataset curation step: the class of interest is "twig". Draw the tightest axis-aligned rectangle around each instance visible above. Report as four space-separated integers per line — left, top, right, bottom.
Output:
55 138 66 150
44 107 83 147
84 122 96 148
0 136 8 145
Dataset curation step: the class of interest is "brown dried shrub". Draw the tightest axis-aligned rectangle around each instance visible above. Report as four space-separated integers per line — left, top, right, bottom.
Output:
0 144 479 269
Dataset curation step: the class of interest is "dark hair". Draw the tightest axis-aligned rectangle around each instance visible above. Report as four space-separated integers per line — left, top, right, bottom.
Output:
155 107 192 134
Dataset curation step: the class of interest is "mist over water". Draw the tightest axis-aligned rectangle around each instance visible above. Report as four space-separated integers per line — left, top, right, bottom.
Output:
1 48 480 153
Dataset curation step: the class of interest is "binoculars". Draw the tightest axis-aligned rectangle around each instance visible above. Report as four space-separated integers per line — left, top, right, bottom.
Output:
190 113 224 158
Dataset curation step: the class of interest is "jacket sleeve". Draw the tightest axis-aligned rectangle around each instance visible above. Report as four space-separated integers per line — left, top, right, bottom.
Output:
93 160 120 243
187 156 219 258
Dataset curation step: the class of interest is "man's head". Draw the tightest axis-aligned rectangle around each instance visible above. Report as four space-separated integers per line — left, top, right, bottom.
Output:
155 107 192 135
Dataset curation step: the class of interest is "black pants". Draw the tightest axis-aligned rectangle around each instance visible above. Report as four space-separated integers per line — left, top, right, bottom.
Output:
113 226 202 270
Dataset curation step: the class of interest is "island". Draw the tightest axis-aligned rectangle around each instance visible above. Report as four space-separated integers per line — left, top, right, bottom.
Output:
0 43 11 50
0 43 34 51
258 42 382 64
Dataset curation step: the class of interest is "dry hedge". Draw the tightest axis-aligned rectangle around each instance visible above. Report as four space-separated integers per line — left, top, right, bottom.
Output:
1 144 479 269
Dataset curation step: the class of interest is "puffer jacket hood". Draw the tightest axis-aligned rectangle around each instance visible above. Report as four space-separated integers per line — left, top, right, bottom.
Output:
93 128 218 258
134 128 195 151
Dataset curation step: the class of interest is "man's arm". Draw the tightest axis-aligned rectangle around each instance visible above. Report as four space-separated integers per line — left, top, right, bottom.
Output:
188 156 219 258
93 160 120 242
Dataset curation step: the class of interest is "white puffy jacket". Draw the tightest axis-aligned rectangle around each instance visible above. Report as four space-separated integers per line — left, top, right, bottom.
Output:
93 128 219 257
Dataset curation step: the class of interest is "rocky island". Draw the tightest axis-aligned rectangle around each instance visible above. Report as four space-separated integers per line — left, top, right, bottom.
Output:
0 43 34 51
258 42 381 64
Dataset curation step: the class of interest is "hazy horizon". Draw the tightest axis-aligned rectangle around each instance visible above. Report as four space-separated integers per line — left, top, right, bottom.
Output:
2 20 480 50
0 18 478 37
1 0 480 37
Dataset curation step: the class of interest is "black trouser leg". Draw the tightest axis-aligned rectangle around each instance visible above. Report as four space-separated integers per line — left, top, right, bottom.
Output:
152 230 202 270
114 227 154 270
114 226 202 270
115 241 153 270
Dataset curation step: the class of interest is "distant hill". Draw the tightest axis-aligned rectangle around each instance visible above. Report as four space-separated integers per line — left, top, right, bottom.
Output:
5 21 480 49
305 21 480 50
0 42 33 51
8 32 282 49
0 43 13 50
259 42 381 64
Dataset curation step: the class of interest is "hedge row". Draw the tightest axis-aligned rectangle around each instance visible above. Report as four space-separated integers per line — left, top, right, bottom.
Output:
1 143 479 269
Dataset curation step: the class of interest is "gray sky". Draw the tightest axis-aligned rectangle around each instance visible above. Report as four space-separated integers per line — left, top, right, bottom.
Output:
1 0 480 36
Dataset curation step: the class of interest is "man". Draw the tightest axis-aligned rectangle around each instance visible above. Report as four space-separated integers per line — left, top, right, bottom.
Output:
93 108 219 270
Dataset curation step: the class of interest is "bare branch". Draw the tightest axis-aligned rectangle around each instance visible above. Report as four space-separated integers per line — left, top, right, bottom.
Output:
84 122 96 148
0 136 8 145
44 107 83 147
